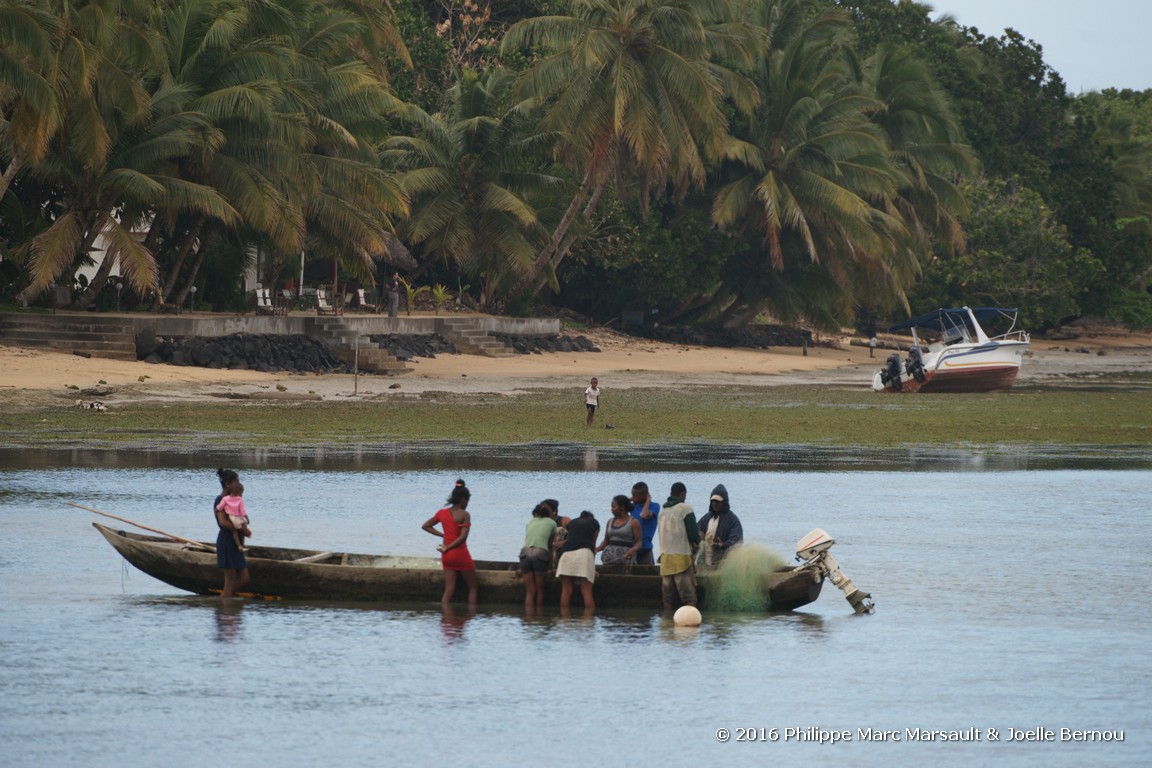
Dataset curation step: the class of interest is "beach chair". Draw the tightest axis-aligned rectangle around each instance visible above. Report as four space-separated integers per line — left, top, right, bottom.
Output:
255 288 280 315
280 289 297 311
316 288 342 316
354 289 380 313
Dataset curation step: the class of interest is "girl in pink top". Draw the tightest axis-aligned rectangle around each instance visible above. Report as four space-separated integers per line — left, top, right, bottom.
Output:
216 481 251 551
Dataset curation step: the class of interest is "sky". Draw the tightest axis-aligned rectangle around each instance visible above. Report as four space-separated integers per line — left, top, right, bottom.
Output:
931 1 1150 93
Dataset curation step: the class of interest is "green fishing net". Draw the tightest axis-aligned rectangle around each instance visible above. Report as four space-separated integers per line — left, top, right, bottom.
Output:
705 544 788 612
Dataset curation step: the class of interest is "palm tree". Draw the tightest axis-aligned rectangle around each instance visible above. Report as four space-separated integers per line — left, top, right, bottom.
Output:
149 0 408 306
499 0 758 302
860 42 977 300
383 68 558 306
284 0 410 290
709 0 907 327
13 0 186 305
21 77 240 308
0 0 61 201
146 0 304 306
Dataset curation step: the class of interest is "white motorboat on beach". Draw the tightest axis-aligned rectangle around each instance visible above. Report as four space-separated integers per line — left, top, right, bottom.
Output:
872 307 1030 393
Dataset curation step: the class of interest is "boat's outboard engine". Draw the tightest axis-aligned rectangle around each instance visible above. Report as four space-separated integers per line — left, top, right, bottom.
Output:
879 352 903 390
905 345 926 383
795 528 875 614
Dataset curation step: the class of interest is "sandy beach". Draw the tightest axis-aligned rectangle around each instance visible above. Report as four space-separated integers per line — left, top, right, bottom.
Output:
3 319 1151 410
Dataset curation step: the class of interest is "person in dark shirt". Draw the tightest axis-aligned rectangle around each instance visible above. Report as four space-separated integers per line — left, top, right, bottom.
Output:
556 511 600 610
697 484 743 566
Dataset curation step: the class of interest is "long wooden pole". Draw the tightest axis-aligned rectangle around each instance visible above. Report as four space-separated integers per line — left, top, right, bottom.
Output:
67 502 216 552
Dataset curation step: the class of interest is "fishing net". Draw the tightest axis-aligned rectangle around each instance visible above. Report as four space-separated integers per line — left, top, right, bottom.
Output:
705 544 788 612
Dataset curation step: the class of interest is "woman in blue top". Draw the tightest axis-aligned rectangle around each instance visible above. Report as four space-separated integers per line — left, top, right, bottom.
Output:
214 468 250 597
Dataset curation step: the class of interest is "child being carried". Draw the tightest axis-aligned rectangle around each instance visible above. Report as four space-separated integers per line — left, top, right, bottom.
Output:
216 481 252 552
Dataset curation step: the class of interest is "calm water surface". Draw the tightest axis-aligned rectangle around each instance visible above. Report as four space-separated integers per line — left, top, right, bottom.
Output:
1 459 1149 767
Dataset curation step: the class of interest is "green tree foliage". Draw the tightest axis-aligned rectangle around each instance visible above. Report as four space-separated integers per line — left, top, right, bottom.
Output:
559 191 737 320
706 0 973 329
2 0 410 310
4 0 1149 331
383 67 559 307
839 0 1152 329
910 177 1103 329
500 0 758 302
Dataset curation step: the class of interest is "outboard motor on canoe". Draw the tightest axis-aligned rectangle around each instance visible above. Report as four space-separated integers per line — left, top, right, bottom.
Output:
905 345 926 383
795 528 874 615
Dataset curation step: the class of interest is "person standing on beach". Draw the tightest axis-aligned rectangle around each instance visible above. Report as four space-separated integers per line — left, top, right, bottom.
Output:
583 377 600 426
388 272 401 317
658 482 700 609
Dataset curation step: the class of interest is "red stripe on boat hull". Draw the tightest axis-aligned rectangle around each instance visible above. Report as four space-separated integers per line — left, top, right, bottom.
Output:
903 366 1020 393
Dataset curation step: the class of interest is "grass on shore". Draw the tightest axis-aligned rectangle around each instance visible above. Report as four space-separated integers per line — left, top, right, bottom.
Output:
3 384 1150 448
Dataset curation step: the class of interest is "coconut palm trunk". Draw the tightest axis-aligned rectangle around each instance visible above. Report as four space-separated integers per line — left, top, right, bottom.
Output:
504 167 598 302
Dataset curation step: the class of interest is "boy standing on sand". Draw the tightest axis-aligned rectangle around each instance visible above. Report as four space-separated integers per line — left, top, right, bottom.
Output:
583 377 600 426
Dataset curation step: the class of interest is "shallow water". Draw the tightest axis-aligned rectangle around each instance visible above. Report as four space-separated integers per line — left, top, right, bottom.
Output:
1 460 1149 767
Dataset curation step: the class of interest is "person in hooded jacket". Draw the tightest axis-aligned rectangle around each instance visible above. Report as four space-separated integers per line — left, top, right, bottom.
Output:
696 484 743 567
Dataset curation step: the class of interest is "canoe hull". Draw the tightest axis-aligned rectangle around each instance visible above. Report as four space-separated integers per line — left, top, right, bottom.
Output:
94 523 823 611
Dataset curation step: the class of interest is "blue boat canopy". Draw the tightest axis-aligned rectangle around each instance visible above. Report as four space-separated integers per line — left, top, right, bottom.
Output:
887 307 1018 334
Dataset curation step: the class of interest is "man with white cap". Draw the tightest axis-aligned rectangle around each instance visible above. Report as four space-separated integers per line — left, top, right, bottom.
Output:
696 484 743 566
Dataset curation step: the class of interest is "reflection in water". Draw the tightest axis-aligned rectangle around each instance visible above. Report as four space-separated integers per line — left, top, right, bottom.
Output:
439 604 475 643
582 447 599 471
3 443 1148 472
214 601 245 643
680 610 826 646
558 604 596 622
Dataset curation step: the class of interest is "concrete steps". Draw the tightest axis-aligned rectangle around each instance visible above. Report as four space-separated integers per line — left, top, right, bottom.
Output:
0 313 137 360
312 318 410 374
436 317 514 358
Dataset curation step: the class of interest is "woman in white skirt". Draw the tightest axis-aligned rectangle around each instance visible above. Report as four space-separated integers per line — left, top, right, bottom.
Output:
556 511 600 610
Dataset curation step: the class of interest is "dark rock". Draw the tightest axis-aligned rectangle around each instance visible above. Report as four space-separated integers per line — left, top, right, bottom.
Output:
139 333 352 374
490 333 601 355
135 329 159 358
368 333 458 359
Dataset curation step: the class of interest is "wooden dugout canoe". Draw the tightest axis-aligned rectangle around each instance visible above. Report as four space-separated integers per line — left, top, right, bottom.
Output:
93 522 824 611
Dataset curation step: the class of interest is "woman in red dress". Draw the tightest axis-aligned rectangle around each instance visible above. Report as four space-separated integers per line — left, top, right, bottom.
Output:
422 484 479 606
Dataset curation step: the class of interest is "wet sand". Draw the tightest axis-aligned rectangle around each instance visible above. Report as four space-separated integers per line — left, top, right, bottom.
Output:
2 323 1150 408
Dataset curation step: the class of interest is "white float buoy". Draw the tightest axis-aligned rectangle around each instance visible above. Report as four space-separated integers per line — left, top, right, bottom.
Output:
673 605 702 626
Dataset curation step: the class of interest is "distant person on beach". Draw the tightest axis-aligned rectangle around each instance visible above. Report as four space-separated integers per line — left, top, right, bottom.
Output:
213 468 250 597
388 272 401 317
556 511 600 610
520 502 558 609
596 495 641 565
215 480 251 552
658 482 701 609
422 484 479 606
584 377 600 426
697 484 743 567
629 481 660 565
